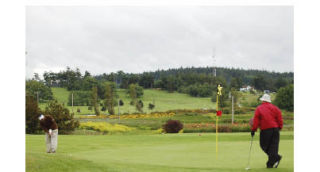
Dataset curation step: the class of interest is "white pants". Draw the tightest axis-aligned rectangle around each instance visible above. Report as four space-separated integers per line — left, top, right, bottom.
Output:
45 129 58 153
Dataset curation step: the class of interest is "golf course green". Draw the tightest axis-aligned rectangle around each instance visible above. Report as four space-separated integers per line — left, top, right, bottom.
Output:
26 132 293 172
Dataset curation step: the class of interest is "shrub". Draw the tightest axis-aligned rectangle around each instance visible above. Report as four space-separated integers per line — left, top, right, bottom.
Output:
77 108 81 113
234 107 256 114
183 123 251 133
274 84 294 111
26 94 41 134
148 103 155 110
222 108 231 114
163 120 183 133
136 100 144 112
119 99 124 106
79 122 134 134
231 124 251 132
44 100 79 134
101 106 106 111
153 128 164 134
218 125 232 132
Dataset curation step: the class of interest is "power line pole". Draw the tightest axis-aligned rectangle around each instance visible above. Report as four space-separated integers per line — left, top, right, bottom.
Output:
36 91 39 104
72 92 74 113
118 99 120 123
114 75 120 123
232 96 234 125
212 47 216 77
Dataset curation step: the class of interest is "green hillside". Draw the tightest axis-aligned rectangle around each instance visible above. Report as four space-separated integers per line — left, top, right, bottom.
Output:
40 87 216 115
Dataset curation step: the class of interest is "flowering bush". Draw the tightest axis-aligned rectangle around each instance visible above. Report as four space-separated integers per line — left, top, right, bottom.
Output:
79 112 175 119
183 123 251 133
167 109 214 114
79 122 134 134
153 128 164 134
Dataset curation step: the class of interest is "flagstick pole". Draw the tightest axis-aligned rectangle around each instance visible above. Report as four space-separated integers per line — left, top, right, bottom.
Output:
216 93 219 159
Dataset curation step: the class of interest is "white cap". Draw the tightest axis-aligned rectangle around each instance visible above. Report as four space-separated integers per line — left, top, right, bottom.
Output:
259 94 271 103
38 114 44 120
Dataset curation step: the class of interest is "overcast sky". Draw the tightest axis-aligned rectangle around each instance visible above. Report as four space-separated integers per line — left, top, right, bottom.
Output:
26 6 293 79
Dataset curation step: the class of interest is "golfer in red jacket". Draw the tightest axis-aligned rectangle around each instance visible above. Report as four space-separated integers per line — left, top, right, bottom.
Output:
251 94 283 168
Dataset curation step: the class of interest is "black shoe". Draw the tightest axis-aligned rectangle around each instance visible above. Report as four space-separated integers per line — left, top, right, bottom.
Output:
273 155 282 168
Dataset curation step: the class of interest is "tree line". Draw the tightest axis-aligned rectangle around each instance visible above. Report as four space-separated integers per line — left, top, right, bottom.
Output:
40 66 293 97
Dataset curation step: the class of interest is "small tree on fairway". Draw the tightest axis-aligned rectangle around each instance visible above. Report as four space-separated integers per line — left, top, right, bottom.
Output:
26 94 41 134
148 103 155 110
128 84 137 102
91 86 100 115
101 106 106 112
136 100 144 112
44 100 79 134
119 99 124 106
105 83 115 115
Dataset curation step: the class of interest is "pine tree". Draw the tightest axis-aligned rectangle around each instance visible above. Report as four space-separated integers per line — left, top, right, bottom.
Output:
105 83 115 115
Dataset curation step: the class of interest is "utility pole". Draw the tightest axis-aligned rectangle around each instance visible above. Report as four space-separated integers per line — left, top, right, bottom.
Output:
72 92 74 113
232 96 234 125
36 91 39 104
118 99 120 123
212 47 216 77
114 75 120 123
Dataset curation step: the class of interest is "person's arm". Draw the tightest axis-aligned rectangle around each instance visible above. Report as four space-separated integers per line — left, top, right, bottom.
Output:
251 108 260 132
39 120 49 133
276 107 283 130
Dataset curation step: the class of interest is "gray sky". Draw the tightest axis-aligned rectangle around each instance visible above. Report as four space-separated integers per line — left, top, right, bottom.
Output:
26 6 293 79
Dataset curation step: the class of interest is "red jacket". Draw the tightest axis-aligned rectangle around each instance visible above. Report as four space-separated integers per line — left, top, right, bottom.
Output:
251 102 283 131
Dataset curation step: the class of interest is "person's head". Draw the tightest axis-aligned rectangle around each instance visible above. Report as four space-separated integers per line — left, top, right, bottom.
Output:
259 94 271 103
38 114 44 121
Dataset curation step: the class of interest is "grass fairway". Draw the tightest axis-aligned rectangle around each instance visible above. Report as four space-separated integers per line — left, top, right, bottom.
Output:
26 132 293 172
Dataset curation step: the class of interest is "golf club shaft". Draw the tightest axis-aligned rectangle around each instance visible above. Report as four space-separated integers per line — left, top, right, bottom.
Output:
246 136 254 168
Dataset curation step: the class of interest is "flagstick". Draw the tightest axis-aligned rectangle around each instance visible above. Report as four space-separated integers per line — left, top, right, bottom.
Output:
216 115 218 159
216 93 219 159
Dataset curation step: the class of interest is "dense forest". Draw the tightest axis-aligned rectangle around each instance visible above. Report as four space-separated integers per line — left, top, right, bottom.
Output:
36 66 293 99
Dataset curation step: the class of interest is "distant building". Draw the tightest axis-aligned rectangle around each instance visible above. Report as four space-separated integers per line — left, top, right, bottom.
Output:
264 90 270 94
239 85 254 92
49 79 61 87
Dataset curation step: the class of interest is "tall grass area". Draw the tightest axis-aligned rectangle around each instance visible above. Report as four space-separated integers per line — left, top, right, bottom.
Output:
26 132 293 172
40 88 215 115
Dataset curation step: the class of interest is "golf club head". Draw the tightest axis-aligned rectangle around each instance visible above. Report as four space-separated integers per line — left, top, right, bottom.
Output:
245 167 251 170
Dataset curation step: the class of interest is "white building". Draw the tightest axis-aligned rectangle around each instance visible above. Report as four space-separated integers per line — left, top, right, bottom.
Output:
239 85 254 92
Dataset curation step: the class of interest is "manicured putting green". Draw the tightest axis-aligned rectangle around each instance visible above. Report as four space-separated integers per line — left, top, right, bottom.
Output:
26 132 293 172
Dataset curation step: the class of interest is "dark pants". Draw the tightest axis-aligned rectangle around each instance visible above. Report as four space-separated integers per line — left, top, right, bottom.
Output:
260 128 281 167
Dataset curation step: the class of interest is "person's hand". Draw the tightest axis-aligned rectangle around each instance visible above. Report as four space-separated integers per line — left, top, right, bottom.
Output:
251 131 255 137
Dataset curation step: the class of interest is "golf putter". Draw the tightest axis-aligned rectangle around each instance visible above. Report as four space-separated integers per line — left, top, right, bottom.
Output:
245 135 254 170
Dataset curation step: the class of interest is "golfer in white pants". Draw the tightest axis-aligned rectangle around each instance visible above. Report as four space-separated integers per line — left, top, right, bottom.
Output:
39 115 58 153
